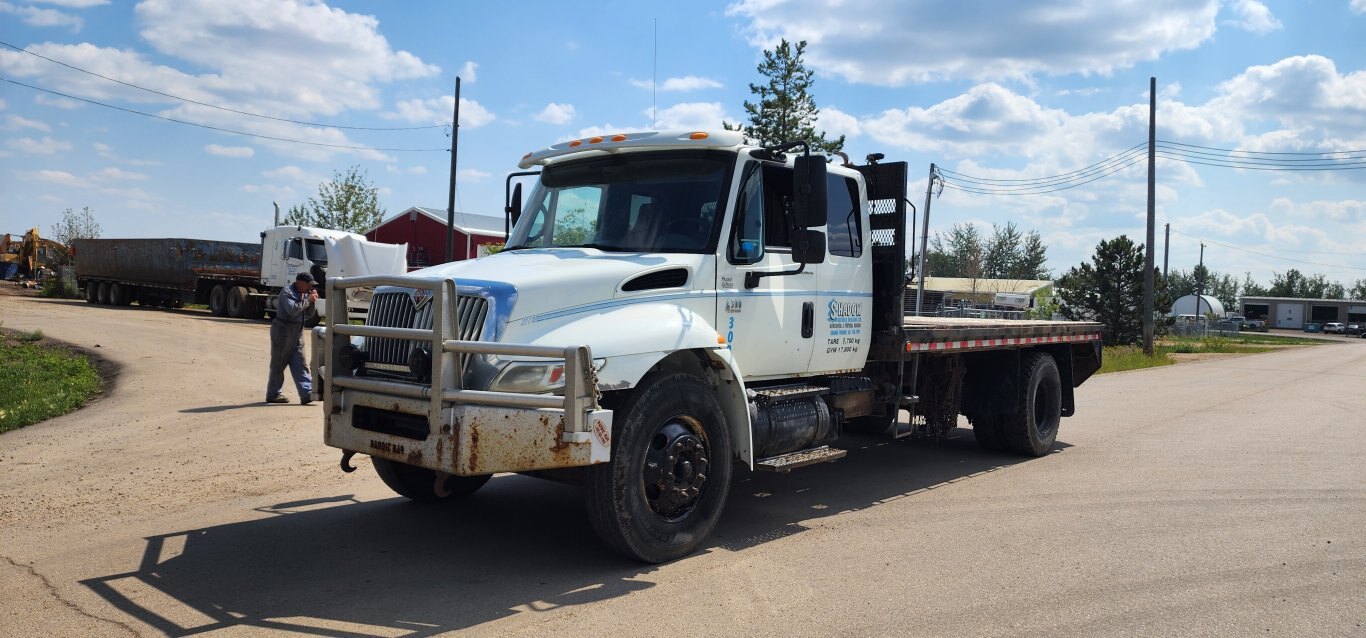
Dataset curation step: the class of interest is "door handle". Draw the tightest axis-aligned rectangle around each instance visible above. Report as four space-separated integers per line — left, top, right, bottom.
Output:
801 301 814 338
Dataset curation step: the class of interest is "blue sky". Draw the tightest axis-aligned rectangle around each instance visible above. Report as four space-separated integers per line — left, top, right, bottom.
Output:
2 0 1364 287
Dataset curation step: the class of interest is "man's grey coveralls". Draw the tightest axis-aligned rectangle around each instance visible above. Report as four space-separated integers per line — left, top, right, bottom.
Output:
267 284 314 401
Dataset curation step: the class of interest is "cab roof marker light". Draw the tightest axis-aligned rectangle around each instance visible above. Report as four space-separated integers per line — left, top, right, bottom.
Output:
568 140 583 148
690 132 709 140
611 134 627 142
588 136 604 144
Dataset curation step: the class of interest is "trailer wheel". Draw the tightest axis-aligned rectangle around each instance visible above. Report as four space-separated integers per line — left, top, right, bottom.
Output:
970 415 1009 452
584 372 732 563
226 286 248 318
372 458 490 502
96 281 111 304
1002 352 1062 457
83 282 98 303
208 284 229 316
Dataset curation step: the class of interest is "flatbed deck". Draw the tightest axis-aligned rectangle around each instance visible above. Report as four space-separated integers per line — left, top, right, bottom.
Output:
900 316 1105 353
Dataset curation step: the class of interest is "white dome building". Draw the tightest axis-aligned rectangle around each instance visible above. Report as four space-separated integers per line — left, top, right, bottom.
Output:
1170 294 1225 317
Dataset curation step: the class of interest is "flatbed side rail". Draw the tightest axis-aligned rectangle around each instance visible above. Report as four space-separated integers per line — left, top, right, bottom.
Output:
313 275 600 438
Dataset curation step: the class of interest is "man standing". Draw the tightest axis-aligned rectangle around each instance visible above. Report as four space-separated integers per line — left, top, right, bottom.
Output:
266 272 318 404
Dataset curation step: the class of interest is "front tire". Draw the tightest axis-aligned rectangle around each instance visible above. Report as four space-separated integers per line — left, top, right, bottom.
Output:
584 372 732 563
1002 352 1062 457
372 458 490 502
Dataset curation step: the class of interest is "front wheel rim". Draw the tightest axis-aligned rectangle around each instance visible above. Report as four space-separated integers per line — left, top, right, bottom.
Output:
641 416 710 522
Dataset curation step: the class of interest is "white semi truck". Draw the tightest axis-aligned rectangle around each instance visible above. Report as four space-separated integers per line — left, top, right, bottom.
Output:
313 130 1104 563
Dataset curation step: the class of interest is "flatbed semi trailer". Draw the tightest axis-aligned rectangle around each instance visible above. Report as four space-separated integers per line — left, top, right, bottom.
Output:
313 130 1104 562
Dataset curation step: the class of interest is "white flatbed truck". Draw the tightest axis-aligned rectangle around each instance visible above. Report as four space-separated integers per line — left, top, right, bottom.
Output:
313 130 1104 562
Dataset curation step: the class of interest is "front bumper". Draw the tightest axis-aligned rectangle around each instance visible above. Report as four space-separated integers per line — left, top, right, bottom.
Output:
313 275 612 476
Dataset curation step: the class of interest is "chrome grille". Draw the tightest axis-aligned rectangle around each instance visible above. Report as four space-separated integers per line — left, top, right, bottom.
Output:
365 290 489 377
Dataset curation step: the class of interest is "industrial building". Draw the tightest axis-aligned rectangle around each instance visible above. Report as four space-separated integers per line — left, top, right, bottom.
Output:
1239 296 1366 330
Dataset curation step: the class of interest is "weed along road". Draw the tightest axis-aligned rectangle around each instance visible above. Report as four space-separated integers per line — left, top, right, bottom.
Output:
0 294 1362 637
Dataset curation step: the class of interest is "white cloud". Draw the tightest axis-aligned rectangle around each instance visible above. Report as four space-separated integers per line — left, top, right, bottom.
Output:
1354 0 1366 14
34 0 110 7
630 76 723 92
817 106 860 139
34 94 82 109
1224 0 1282 34
240 183 296 199
458 168 490 182
649 102 729 130
91 142 161 166
262 165 322 184
0 1 439 161
205 143 255 158
388 96 495 127
459 61 478 82
0 98 6 109
408 165 427 175
6 135 72 154
0 2 84 31
21 169 88 187
92 167 149 181
727 0 1220 85
534 102 576 125
1267 197 1366 223
1 115 51 132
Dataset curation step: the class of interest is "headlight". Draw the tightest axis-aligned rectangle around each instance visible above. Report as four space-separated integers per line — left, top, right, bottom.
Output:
489 361 565 394
489 358 606 394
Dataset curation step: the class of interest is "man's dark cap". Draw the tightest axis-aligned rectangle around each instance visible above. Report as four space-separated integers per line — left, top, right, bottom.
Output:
295 272 315 283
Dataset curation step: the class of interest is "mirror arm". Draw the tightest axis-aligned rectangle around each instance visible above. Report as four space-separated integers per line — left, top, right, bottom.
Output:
744 261 807 289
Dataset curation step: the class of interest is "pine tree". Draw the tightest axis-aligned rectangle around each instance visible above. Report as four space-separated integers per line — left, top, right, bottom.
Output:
1055 235 1149 345
283 166 386 233
724 39 844 153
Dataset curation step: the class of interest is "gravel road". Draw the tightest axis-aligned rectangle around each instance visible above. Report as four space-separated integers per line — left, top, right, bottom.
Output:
2 295 1363 637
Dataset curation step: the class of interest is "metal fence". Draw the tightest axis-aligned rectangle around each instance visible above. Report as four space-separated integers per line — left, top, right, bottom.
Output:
1169 319 1241 338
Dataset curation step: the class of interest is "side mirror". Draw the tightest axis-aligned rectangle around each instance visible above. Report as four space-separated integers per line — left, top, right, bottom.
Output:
506 182 523 228
794 229 826 264
792 154 828 228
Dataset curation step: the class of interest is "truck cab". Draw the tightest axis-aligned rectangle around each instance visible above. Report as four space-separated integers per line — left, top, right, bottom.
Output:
259 225 406 317
315 130 1102 563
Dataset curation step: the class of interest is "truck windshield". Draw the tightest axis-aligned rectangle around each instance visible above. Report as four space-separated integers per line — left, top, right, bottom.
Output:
506 151 731 253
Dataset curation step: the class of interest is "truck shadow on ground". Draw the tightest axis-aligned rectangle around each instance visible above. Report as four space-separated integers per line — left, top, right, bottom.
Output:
80 430 1067 636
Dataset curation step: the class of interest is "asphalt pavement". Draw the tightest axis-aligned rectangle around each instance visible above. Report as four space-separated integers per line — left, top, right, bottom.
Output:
1 295 1363 637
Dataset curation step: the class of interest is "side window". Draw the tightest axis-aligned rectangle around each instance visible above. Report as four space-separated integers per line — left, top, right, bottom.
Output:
762 164 793 248
826 175 862 258
285 238 303 260
729 163 764 263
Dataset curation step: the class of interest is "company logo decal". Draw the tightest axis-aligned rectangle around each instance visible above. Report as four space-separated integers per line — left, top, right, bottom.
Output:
410 289 433 308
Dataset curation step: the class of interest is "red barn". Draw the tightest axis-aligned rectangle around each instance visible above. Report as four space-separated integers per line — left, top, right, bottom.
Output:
365 207 508 268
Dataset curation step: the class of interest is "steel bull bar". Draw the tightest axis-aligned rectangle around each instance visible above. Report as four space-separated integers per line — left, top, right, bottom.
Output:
311 275 612 476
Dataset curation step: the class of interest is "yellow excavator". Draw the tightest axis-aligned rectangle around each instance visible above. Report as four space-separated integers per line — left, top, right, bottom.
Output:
1 228 62 280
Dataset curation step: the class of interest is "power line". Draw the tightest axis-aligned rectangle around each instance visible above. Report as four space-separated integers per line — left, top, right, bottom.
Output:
1156 139 1366 157
0 40 441 131
1 76 448 152
937 153 1147 195
1155 142 1366 163
1169 228 1366 272
937 141 1148 185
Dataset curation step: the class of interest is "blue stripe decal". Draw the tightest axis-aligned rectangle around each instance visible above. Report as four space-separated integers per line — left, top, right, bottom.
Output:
521 289 875 324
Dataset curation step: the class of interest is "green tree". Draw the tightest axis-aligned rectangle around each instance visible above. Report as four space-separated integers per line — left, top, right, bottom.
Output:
1055 235 1149 345
48 206 101 265
1240 272 1268 298
1349 278 1366 300
982 222 1050 280
724 39 844 153
926 223 983 278
283 166 386 233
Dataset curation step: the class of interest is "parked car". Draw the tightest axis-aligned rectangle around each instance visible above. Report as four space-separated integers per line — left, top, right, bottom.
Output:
1242 319 1269 332
1346 323 1362 336
1304 322 1324 333
1324 322 1345 334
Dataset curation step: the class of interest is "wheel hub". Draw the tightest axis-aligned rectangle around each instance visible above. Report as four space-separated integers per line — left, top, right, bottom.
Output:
643 420 709 520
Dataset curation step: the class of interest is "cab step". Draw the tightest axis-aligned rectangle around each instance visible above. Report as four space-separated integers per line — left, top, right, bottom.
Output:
755 445 848 473
750 384 829 405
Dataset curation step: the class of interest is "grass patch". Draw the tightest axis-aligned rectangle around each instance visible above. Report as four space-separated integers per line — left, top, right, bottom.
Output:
0 331 102 433
1099 345 1176 374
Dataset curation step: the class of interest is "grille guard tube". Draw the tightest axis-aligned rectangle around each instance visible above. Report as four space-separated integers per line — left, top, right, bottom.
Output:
312 275 610 474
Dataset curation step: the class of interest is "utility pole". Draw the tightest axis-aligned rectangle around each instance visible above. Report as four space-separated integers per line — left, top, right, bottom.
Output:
1143 77 1157 355
1195 242 1206 319
445 76 461 263
1163 223 1170 280
914 163 937 317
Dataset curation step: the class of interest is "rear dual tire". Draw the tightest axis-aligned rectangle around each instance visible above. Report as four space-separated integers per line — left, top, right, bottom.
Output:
973 352 1061 457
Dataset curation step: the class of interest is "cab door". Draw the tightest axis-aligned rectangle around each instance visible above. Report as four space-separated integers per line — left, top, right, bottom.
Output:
716 160 817 379
808 172 874 374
